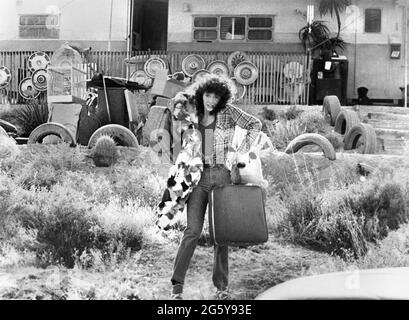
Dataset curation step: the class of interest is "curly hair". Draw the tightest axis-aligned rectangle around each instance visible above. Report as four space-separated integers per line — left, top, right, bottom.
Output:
187 74 235 121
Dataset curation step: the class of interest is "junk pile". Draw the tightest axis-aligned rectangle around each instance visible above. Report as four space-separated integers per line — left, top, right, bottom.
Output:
23 43 147 149
125 51 260 103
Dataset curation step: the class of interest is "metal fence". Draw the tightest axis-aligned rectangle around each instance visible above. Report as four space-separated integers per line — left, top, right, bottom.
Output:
1 50 311 105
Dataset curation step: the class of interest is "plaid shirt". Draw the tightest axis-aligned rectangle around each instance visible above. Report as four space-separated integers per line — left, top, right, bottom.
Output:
207 104 262 167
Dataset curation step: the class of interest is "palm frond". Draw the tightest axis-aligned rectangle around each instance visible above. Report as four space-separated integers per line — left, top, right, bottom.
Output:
299 21 331 52
13 96 49 137
318 0 352 17
318 0 352 37
321 37 347 52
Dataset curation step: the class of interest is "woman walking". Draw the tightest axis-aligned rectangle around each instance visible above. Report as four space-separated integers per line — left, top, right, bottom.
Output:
169 74 262 300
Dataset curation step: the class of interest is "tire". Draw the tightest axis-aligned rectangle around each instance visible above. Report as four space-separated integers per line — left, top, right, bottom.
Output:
88 124 139 148
284 133 336 160
28 122 76 146
0 119 17 134
334 110 361 135
344 123 377 154
322 95 341 126
0 126 8 137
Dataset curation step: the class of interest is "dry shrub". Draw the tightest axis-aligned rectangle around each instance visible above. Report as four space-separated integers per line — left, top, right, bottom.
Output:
110 166 163 207
93 199 155 249
35 144 85 172
0 146 164 268
11 184 101 268
8 144 86 190
264 194 289 234
17 159 60 190
60 171 113 205
281 105 304 120
266 119 305 151
0 135 20 160
0 243 37 269
7 183 155 268
324 131 343 151
0 174 16 232
261 107 327 152
344 180 409 241
298 109 327 133
280 188 368 259
357 223 409 269
274 174 409 259
260 107 277 121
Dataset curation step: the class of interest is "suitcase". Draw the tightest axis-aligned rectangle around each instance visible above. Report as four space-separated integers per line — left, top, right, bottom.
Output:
142 105 172 149
208 184 268 246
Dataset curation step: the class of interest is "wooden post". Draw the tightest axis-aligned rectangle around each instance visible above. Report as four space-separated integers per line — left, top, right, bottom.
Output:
108 0 114 51
404 5 408 107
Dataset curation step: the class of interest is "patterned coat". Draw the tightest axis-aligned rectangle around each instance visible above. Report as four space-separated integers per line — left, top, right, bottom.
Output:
156 124 203 230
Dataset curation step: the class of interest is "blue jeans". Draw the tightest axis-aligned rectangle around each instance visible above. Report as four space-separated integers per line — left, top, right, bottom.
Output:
171 165 231 291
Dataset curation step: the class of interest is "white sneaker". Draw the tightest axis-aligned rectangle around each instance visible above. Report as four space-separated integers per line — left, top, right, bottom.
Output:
214 289 231 300
171 292 183 300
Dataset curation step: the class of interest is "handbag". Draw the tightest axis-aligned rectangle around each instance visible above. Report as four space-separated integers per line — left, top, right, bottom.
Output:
227 127 276 188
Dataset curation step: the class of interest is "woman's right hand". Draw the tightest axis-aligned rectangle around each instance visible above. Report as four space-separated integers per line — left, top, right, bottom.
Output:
173 92 188 109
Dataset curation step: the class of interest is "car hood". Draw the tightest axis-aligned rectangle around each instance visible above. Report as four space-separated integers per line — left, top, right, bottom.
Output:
255 267 409 300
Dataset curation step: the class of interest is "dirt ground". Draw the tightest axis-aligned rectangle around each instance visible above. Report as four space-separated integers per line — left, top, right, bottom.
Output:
0 235 341 300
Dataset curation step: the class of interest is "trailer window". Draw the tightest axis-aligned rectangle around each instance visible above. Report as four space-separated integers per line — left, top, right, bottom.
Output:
248 17 273 40
192 15 274 42
365 9 381 33
220 17 246 40
193 17 218 41
19 14 60 39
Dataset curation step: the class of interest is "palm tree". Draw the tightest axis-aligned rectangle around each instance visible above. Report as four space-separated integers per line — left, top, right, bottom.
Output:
299 20 346 56
318 0 352 38
299 20 330 53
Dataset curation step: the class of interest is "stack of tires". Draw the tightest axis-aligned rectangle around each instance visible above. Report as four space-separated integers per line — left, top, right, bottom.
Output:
323 95 377 154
